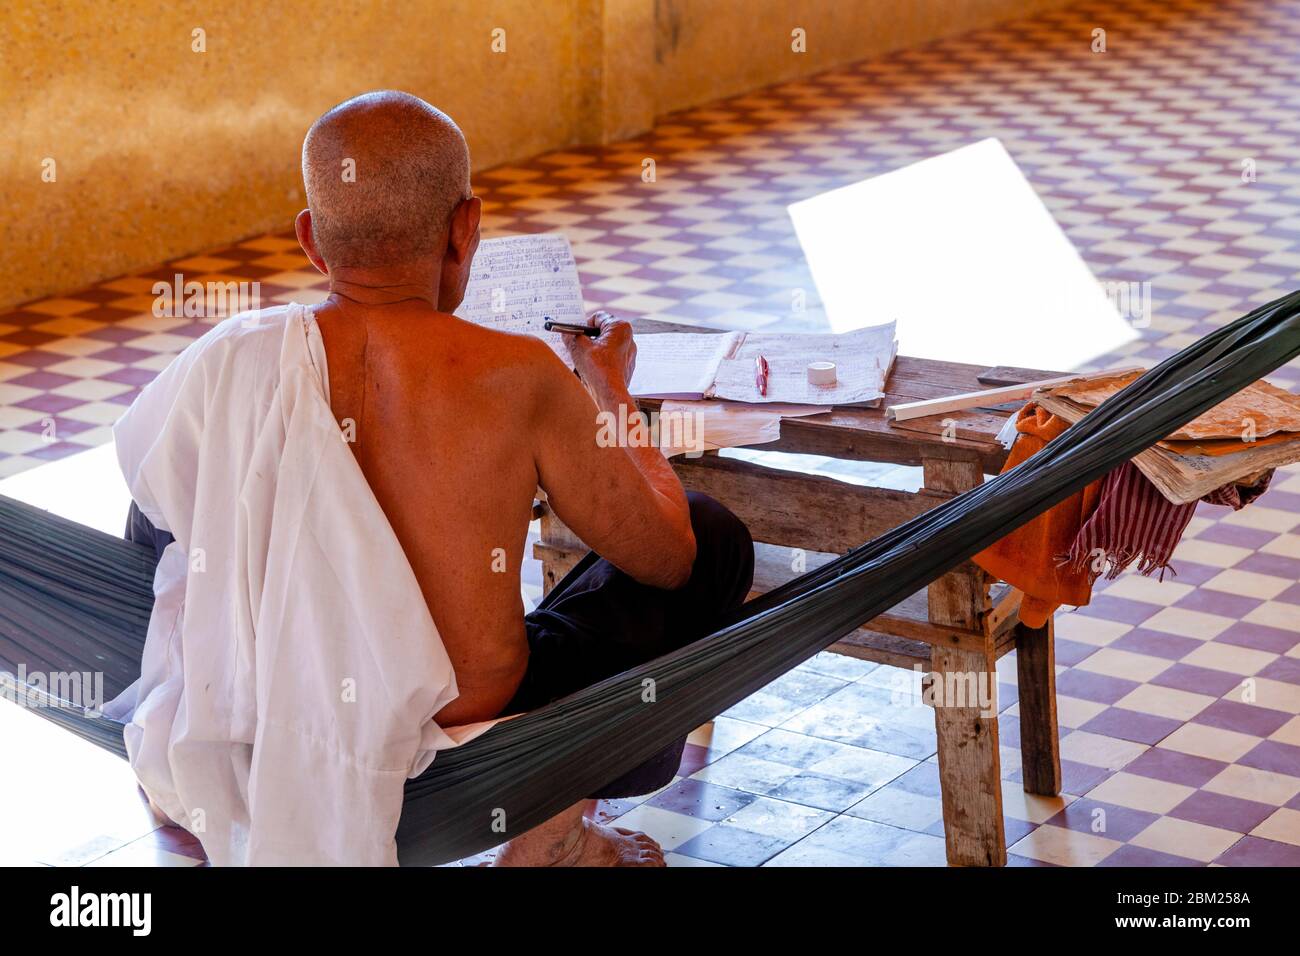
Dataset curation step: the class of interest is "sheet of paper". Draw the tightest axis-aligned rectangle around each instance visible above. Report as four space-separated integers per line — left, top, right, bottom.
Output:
788 138 1140 370
656 401 831 457
712 323 897 405
454 233 584 365
629 331 744 399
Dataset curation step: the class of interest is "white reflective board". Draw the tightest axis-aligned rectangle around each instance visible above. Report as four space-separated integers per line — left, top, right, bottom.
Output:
789 138 1139 371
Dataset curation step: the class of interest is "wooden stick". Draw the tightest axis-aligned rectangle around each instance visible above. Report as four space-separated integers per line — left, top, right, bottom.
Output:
886 366 1144 422
1015 620 1062 797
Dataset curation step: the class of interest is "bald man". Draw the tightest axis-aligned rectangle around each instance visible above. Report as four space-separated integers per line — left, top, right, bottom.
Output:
128 91 754 866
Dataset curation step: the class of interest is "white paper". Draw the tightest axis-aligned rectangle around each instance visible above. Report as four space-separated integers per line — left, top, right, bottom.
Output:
712 323 897 405
454 233 584 365
629 331 744 399
788 138 1139 370
656 400 831 457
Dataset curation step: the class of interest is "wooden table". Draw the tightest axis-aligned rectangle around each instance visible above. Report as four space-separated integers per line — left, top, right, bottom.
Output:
533 332 1063 867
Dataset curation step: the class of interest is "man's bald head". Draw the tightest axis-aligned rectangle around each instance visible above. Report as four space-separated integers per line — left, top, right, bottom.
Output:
302 91 471 269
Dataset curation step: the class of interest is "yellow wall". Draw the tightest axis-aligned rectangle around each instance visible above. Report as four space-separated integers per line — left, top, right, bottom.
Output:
653 0 1071 114
1 0 1068 309
1 0 598 309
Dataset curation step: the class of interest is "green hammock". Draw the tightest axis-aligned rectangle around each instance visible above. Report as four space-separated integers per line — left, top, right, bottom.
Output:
3 289 1299 866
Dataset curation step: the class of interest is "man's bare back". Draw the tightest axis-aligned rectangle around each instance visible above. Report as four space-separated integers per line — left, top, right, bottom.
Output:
314 299 697 726
315 302 539 723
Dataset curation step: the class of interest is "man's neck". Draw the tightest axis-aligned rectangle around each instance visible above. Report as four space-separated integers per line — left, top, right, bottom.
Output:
325 262 444 310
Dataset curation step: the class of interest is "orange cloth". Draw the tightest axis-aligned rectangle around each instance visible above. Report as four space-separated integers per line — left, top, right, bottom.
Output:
973 404 1103 628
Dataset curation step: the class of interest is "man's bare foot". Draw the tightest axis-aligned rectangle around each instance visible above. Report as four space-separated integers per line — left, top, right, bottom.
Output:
563 818 666 867
491 800 666 867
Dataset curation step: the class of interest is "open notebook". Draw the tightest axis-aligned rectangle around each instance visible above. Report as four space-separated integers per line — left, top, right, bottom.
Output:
455 233 897 406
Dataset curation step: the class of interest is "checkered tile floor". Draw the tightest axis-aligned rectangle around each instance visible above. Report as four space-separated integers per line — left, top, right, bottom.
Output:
3 0 1300 866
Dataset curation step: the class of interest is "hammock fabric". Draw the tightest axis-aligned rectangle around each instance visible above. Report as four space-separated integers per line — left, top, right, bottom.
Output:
3 289 1300 866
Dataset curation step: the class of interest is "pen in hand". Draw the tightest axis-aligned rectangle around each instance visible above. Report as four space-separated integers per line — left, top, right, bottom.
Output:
544 319 601 337
755 354 770 397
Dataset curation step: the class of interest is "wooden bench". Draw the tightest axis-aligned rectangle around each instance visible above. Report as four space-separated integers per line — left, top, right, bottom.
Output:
534 328 1062 867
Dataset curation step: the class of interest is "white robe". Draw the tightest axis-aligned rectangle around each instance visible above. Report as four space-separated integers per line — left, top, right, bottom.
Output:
105 304 493 865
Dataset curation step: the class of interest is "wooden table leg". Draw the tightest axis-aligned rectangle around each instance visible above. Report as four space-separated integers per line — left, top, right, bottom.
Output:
1015 619 1062 796
924 455 1006 866
930 644 1007 867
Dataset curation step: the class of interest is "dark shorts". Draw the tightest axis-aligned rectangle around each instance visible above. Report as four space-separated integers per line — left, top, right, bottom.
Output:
507 492 754 797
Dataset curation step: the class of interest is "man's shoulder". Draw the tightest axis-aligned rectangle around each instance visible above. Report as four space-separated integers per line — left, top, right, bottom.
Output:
493 331 575 398
437 312 572 379
495 326 570 369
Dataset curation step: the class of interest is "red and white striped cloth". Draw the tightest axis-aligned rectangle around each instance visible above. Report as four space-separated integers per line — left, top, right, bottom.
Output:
1062 462 1272 581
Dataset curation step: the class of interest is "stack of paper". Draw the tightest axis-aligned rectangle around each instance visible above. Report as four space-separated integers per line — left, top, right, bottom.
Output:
655 401 832 457
629 333 744 399
1034 370 1300 504
631 324 897 406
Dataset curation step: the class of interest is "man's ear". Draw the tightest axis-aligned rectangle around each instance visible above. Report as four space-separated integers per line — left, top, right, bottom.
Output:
446 196 482 264
295 209 329 275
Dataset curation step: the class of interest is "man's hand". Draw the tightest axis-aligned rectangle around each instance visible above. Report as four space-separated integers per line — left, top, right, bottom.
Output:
535 308 695 590
565 310 637 387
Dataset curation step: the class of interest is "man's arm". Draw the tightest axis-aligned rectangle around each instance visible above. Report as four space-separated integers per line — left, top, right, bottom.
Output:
531 313 696 589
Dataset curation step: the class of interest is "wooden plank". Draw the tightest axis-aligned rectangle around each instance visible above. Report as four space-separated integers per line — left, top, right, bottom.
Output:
831 630 933 669
748 543 941 665
993 618 1019 659
1015 620 1062 796
635 396 1012 470
920 459 1019 647
669 454 950 555
887 366 1144 422
924 454 1005 866
759 421 1008 471
922 456 991 634
887 356 1022 393
977 365 1065 387
888 378 1073 422
887 409 1011 447
929 644 1007 866
986 588 1022 637
535 542 584 594
538 504 585 553
927 565 990 649
922 455 983 496
751 541 1011 654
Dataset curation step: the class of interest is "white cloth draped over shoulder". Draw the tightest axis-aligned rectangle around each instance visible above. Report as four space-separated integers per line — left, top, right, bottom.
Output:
104 304 495 866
